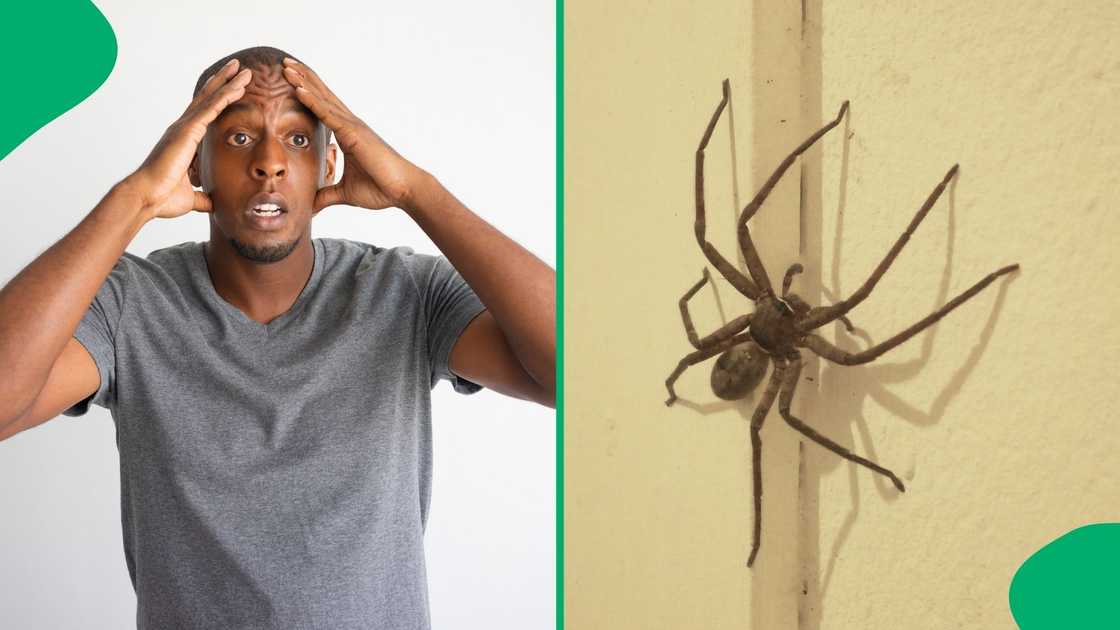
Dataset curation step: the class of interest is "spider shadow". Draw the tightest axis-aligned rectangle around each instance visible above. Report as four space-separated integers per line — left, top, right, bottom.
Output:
801 158 1020 624
808 277 1016 602
673 396 751 416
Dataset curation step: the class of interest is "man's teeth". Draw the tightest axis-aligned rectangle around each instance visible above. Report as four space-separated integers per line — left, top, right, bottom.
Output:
252 203 282 215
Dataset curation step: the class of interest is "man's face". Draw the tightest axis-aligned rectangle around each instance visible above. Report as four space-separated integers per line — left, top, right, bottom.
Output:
190 62 335 263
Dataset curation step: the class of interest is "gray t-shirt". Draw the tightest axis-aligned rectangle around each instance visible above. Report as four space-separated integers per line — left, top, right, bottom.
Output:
63 237 485 629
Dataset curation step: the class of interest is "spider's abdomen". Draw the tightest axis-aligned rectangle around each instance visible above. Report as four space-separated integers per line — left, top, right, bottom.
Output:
711 340 769 400
750 298 797 355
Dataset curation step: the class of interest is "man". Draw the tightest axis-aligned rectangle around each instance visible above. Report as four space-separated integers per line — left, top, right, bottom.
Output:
0 46 555 629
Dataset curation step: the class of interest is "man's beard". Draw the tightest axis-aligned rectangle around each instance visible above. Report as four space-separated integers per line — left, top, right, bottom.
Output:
228 235 300 264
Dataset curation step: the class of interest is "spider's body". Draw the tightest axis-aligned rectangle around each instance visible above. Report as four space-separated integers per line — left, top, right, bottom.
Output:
747 295 800 355
664 79 1019 568
710 341 767 400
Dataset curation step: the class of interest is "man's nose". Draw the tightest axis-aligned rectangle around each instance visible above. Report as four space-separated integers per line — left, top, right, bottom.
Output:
250 137 287 180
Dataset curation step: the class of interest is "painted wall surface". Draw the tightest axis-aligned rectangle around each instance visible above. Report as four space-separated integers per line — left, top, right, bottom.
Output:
801 2 1120 628
567 0 1119 628
566 1 808 627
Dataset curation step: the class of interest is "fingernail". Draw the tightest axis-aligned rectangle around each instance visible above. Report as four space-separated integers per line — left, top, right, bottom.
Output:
225 58 238 67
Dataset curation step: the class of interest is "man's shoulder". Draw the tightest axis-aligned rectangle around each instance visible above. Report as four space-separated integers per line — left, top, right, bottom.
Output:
98 241 196 287
320 238 443 277
320 237 433 260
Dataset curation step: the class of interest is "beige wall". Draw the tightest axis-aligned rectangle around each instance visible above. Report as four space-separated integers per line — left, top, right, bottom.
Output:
567 0 1120 628
566 0 806 627
801 2 1120 628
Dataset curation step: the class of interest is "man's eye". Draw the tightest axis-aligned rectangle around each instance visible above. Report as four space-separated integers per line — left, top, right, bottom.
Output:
228 132 251 146
291 134 309 148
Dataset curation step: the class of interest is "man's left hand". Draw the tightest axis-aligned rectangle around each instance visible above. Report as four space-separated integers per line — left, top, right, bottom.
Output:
281 57 427 213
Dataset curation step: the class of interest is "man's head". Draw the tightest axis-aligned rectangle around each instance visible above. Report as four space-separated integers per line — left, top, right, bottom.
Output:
188 46 337 264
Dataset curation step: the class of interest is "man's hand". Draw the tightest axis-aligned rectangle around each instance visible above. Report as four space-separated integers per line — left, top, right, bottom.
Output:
280 57 428 213
281 57 556 407
125 58 252 220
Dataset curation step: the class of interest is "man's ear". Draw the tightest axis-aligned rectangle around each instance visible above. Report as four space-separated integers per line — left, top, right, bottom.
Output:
323 143 338 186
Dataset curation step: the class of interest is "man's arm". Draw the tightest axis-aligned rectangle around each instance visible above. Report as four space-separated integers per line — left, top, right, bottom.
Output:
0 184 149 426
0 59 252 430
406 176 556 407
281 58 556 408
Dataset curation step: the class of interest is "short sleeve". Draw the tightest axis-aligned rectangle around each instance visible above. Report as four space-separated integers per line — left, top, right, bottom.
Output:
411 254 486 394
62 255 132 417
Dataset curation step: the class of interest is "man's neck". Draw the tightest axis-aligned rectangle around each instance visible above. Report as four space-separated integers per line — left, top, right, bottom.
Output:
202 234 315 325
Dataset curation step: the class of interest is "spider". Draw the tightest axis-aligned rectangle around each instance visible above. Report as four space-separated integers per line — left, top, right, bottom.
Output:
663 79 1019 568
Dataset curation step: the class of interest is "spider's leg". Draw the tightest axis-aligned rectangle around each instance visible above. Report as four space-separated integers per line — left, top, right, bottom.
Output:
678 269 753 349
781 263 803 297
799 263 1019 365
695 80 762 300
679 270 711 347
737 100 850 295
798 165 959 331
818 286 857 331
747 359 784 568
777 352 905 492
802 304 856 332
664 331 753 406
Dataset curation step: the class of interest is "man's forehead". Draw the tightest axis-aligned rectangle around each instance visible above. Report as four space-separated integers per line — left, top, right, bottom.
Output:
217 97 316 123
214 62 316 123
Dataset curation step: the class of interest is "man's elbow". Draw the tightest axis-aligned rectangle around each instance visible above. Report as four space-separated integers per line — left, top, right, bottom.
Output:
535 350 556 409
539 390 556 410
527 380 555 409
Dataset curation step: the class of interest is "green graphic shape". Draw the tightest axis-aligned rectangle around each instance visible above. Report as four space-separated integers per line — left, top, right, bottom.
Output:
1009 523 1120 628
0 1 117 161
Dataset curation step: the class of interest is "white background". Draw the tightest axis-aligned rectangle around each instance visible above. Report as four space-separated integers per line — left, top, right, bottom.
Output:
0 0 555 628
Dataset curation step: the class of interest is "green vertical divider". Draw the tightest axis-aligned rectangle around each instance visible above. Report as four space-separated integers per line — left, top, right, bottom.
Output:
556 0 565 627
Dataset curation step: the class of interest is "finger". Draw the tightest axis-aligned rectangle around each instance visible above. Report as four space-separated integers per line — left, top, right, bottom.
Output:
278 65 310 96
193 190 213 213
282 58 355 116
194 58 240 105
282 58 326 92
281 65 308 91
291 83 350 134
185 65 250 122
283 66 353 120
194 68 252 126
282 63 336 109
313 184 345 212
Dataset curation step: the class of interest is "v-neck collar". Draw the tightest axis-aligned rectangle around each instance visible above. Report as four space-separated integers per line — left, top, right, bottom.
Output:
193 238 323 335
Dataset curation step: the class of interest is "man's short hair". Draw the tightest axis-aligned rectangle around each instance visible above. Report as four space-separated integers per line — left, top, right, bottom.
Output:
192 45 299 98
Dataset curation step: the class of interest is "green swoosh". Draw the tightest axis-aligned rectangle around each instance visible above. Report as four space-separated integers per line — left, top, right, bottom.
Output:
1010 523 1120 628
0 1 117 162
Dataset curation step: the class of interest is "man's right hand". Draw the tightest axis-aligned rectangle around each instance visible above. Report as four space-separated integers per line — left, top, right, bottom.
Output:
123 58 252 220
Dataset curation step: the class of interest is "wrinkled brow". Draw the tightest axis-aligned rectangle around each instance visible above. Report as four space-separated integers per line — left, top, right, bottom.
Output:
216 99 317 125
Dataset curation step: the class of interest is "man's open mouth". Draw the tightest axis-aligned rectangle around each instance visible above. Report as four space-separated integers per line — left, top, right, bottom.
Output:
251 203 285 216
246 191 290 217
